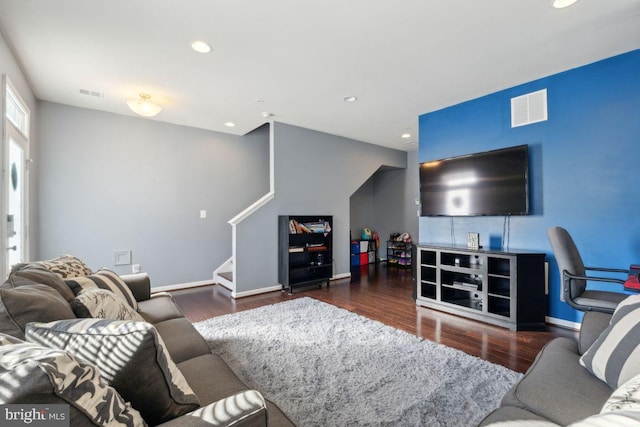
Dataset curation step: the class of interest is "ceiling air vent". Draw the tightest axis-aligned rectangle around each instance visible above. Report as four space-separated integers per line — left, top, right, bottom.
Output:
79 89 104 98
511 89 547 128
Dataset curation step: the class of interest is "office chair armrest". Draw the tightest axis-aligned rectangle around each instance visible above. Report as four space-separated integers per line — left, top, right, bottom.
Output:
584 266 630 275
563 270 626 286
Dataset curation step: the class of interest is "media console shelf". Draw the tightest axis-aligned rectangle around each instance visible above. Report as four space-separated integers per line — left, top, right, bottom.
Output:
416 244 546 331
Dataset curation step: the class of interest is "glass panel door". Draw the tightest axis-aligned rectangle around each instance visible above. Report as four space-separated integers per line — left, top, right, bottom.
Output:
4 125 28 275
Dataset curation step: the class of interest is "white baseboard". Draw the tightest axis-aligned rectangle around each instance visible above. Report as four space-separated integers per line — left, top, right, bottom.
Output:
151 280 213 293
155 272 351 298
545 316 581 331
232 273 351 298
232 285 282 299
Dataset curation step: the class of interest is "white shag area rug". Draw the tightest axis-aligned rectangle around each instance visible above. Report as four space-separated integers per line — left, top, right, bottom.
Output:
193 297 521 426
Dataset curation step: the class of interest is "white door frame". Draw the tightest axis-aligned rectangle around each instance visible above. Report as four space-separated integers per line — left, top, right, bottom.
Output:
2 76 30 279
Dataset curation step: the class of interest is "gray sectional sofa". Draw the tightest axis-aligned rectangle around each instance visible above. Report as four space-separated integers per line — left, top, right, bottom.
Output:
0 257 295 426
480 304 640 426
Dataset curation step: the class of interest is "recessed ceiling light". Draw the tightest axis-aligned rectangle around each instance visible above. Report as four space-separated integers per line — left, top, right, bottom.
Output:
191 40 212 53
553 0 579 8
343 96 358 103
262 112 273 118
224 122 236 128
401 133 411 139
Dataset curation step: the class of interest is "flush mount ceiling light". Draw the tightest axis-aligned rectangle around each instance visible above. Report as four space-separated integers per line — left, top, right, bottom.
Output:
224 122 236 127
553 0 580 8
343 96 358 102
401 132 412 139
126 93 162 117
191 40 212 53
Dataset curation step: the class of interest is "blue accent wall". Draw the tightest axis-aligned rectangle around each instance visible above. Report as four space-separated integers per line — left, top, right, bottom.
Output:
418 49 640 323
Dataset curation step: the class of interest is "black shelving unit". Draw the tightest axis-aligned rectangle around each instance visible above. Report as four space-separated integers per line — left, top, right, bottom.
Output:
415 244 546 331
387 241 412 267
278 215 333 294
351 239 377 266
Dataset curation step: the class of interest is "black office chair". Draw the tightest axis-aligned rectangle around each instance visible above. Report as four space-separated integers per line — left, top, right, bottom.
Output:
547 226 629 313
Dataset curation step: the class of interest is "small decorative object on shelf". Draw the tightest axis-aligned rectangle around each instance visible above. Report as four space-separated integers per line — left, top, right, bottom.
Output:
279 216 333 294
387 232 413 268
468 232 480 249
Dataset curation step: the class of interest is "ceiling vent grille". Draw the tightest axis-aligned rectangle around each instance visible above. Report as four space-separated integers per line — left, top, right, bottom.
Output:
79 89 104 98
511 89 547 128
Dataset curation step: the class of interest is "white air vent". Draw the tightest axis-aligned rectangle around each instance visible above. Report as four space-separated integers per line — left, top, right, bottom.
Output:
79 89 104 98
511 89 547 128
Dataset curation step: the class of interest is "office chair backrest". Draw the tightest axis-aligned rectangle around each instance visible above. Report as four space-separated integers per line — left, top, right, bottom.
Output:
548 226 587 301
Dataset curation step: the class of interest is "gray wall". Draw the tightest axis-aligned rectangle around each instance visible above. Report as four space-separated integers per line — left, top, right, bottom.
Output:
37 102 269 286
350 176 375 240
350 149 419 259
0 30 39 266
234 122 407 293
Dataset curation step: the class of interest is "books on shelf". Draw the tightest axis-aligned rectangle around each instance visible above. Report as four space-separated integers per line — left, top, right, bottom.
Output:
288 219 332 235
306 243 327 251
288 244 328 252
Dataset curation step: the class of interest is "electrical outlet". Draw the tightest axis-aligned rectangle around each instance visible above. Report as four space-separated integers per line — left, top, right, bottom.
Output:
132 264 141 274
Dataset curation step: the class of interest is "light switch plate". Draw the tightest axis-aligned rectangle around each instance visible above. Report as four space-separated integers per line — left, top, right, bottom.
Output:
114 250 132 266
200 210 207 219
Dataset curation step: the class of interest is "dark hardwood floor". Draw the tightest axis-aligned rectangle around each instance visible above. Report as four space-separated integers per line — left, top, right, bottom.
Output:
170 263 576 373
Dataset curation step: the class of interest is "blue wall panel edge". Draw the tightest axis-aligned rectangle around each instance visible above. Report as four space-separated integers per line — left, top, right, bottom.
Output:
418 49 640 323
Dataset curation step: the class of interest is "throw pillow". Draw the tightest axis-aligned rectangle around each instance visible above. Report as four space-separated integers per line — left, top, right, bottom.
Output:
26 318 200 425
39 254 93 278
0 336 145 426
580 294 640 388
66 268 138 310
72 288 145 321
0 284 75 339
601 372 640 413
0 332 23 345
7 263 76 302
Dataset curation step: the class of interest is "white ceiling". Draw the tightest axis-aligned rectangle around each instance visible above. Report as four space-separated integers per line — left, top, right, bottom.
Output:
0 0 638 150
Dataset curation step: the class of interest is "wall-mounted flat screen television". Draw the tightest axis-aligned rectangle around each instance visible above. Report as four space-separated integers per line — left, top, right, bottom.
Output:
420 144 529 216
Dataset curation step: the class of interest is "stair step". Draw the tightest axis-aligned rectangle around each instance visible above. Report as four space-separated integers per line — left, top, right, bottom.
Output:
219 271 233 282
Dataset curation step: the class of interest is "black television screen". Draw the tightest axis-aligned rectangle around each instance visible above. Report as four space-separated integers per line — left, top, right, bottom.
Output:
420 145 529 216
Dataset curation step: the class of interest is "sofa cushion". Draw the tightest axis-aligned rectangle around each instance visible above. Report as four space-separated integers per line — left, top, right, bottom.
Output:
66 268 138 310
7 263 76 302
39 254 93 278
177 353 250 406
177 354 295 427
578 311 612 355
0 284 75 339
0 332 145 426
72 288 145 321
501 337 612 425
152 317 212 363
580 294 640 389
26 318 200 425
479 405 560 426
138 292 186 324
